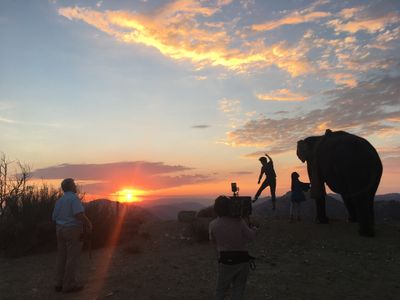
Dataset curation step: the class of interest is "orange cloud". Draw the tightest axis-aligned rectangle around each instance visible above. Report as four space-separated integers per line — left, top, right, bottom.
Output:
387 117 400 123
327 73 358 87
317 121 330 132
252 11 331 31
58 6 311 77
328 9 400 34
376 145 400 157
339 7 363 19
256 89 309 102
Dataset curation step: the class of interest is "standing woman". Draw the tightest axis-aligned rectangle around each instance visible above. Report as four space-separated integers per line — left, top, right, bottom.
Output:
253 153 277 210
290 172 310 221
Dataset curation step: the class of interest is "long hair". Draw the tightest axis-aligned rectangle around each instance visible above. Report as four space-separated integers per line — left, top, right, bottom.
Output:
291 172 299 191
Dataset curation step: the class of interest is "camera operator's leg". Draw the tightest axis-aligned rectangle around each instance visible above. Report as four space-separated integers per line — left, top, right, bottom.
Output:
231 263 250 300
216 264 235 300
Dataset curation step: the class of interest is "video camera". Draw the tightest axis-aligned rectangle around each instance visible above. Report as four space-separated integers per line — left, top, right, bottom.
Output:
227 183 252 218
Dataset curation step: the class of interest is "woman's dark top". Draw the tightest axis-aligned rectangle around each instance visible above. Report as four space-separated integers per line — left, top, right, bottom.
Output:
291 179 310 203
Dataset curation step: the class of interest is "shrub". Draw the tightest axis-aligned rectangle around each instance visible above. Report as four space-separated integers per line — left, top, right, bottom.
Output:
0 185 61 257
85 200 119 249
189 218 211 243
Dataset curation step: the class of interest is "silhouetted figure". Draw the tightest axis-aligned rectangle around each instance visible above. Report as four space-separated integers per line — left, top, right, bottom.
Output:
290 172 310 221
52 178 92 293
209 196 257 300
253 153 277 209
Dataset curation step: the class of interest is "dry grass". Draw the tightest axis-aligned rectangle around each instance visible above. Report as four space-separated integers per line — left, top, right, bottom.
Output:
1 218 399 299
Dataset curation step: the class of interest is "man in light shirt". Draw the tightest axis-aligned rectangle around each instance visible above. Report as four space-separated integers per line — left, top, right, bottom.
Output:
209 196 257 300
52 178 92 293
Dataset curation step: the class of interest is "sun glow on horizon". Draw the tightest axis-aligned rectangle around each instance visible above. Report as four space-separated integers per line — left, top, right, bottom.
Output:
112 188 146 203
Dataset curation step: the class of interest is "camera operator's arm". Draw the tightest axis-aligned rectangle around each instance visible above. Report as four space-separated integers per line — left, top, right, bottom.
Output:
240 219 257 242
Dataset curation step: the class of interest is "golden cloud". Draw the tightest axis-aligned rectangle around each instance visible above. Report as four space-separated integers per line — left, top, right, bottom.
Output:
256 89 309 102
252 11 331 32
58 5 311 77
328 10 400 34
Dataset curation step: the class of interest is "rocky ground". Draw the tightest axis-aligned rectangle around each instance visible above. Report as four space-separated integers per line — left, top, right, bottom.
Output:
1 216 400 300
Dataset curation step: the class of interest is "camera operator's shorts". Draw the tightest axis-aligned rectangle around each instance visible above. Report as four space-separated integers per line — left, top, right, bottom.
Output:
218 251 253 265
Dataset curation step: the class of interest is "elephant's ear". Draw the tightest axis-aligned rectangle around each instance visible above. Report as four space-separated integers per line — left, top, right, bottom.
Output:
297 140 309 163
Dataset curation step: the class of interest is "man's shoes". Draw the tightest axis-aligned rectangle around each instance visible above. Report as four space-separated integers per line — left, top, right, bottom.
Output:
62 286 84 293
54 286 62 292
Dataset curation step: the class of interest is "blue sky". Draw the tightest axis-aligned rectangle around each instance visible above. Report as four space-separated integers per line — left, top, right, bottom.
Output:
1 0 399 199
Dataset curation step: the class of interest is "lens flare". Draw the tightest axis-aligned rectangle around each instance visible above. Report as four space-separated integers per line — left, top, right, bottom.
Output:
113 188 146 202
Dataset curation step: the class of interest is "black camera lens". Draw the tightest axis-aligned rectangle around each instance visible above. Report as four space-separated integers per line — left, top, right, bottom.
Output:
231 182 237 193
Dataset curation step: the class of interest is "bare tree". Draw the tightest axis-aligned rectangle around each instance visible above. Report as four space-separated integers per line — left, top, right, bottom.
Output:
0 153 31 220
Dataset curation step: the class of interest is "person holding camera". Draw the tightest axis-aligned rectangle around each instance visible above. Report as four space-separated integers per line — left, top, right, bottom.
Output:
209 196 257 300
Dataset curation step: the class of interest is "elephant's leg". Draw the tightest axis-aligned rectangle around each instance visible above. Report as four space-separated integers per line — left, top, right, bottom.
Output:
315 196 329 223
342 196 357 222
356 196 375 237
310 179 328 223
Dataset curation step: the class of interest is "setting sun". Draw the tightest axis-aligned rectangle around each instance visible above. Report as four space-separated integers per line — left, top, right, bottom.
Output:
113 188 146 203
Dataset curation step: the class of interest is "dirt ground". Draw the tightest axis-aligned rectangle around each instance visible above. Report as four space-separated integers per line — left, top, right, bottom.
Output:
1 217 400 300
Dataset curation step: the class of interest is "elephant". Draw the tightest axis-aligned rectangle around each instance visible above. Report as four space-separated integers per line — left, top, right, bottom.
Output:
296 129 382 236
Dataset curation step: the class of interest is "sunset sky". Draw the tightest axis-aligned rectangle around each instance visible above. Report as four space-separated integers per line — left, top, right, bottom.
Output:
1 0 399 202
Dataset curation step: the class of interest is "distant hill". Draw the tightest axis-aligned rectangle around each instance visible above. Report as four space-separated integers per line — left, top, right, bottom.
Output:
252 192 400 222
87 198 158 222
139 197 212 207
253 192 346 221
138 201 207 220
375 200 400 222
87 198 209 221
375 193 400 201
88 193 400 222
